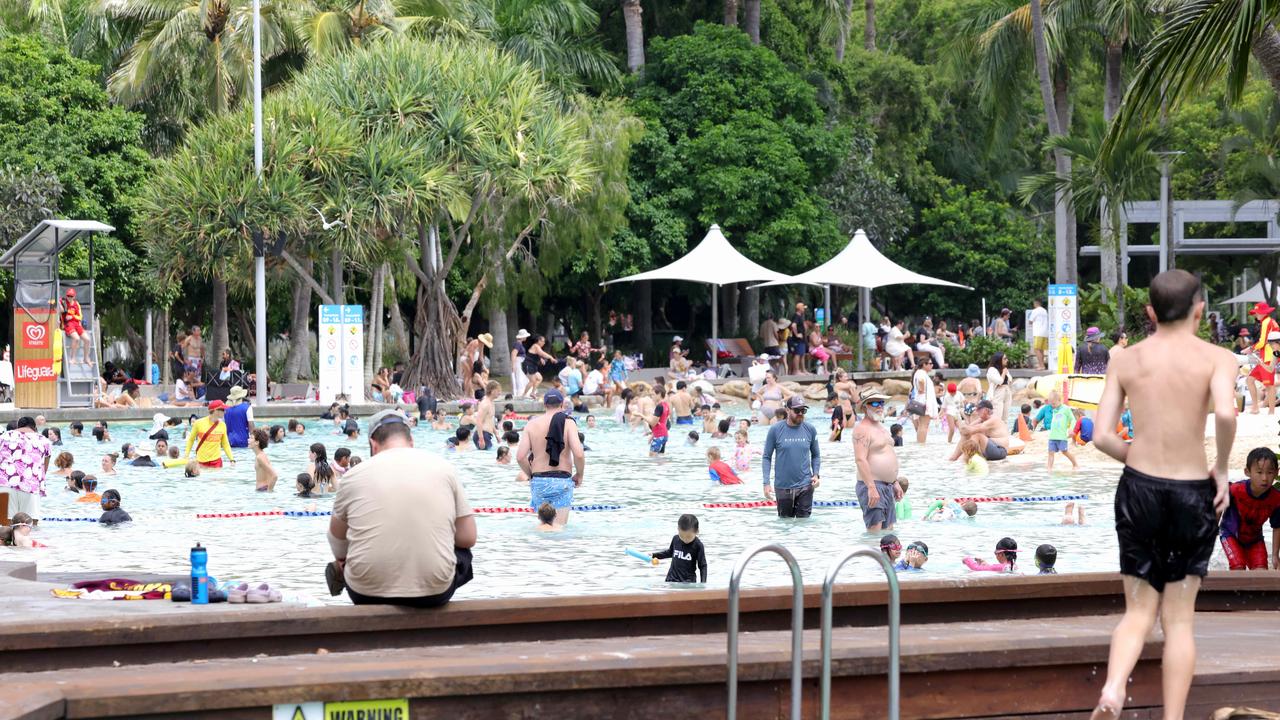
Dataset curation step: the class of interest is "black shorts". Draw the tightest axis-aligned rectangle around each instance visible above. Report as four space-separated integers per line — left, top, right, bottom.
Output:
776 484 813 518
982 440 1008 461
1114 466 1217 593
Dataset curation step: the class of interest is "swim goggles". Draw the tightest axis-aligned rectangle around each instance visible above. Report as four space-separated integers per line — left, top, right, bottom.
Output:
906 542 928 557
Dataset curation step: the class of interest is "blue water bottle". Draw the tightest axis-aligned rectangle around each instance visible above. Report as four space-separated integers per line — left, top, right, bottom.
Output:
190 542 208 605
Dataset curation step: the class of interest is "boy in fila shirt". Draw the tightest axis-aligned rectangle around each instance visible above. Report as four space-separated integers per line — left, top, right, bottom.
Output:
649 514 707 583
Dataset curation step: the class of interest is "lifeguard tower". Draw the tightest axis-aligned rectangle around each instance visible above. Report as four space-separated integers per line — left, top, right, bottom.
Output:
0 220 114 408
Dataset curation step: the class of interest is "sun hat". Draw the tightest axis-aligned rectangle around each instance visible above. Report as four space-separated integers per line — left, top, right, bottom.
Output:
672 336 683 343
965 364 981 378
477 333 494 349
858 387 890 406
516 328 530 340
1250 301 1276 317
227 386 248 403
775 319 791 331
207 400 227 412
784 395 808 410
148 413 171 436
1085 327 1103 341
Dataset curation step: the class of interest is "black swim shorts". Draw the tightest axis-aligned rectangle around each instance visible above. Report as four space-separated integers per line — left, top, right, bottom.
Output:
982 440 1008 461
1114 466 1217 593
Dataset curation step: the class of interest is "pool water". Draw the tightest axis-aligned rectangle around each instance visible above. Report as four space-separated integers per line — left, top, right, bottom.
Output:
5 408 1231 604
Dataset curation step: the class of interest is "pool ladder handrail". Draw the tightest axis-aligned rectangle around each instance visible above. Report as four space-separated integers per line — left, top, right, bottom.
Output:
726 542 804 720
820 546 901 720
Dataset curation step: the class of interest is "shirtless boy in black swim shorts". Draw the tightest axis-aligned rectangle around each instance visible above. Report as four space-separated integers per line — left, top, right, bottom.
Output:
1090 270 1237 720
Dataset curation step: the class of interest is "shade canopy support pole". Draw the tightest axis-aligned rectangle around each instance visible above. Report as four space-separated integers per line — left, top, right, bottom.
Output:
711 283 719 369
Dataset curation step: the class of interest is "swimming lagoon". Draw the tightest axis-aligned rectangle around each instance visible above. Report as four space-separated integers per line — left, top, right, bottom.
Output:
8 406 1215 604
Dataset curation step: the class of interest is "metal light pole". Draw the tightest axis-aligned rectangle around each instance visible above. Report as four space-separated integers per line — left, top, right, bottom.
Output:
252 0 267 406
1155 151 1184 274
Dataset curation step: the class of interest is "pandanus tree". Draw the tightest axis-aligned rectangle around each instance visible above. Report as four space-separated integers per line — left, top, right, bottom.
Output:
290 39 595 395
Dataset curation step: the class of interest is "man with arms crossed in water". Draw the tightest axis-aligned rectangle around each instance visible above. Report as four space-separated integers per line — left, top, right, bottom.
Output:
852 388 902 532
1090 270 1236 720
517 390 586 527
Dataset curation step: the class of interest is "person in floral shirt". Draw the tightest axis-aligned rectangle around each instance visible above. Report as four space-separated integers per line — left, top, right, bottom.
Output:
570 331 603 362
0 416 52 520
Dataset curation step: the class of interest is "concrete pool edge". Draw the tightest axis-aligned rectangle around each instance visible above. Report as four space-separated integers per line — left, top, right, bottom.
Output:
4 569 1279 673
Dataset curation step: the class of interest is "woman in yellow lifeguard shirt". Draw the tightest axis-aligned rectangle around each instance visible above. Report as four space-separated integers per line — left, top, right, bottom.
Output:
184 400 236 468
1247 301 1280 414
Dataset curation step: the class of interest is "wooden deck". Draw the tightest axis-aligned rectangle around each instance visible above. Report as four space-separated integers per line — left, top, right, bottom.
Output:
2 573 1278 719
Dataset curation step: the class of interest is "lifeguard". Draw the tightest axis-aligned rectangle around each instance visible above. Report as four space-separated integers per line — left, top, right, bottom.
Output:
60 288 88 365
1246 301 1279 414
184 400 236 468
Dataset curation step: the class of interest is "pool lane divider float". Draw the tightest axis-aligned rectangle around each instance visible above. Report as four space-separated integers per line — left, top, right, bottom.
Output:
40 495 1090 523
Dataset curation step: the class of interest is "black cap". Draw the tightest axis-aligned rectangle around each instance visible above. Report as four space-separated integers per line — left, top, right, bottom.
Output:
785 395 808 410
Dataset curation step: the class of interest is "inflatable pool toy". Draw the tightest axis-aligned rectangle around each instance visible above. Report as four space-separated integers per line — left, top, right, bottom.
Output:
1029 374 1106 410
625 547 657 565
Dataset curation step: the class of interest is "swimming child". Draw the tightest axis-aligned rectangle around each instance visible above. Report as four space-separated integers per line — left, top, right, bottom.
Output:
76 476 101 503
184 460 201 478
1061 501 1086 525
287 418 305 436
686 430 700 446
956 438 989 474
100 453 118 475
496 446 512 465
1 513 44 548
1035 544 1058 574
270 425 286 443
451 427 475 452
168 446 181 461
333 447 351 476
648 514 707 583
889 424 903 447
879 534 902 563
98 489 132 525
1045 392 1079 471
65 469 85 493
732 431 757 475
894 476 912 520
1219 447 1280 570
429 411 451 431
706 447 743 485
307 443 336 492
924 498 978 521
250 428 278 492
502 403 518 422
296 472 319 498
962 537 1018 573
894 541 928 572
534 501 559 532
348 456 362 468
52 451 73 477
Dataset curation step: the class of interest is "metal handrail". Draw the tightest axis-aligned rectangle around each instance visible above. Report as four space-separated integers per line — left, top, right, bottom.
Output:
726 542 804 720
820 547 901 720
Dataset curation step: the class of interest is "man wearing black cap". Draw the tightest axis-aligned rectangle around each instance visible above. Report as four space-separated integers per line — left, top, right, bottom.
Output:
954 399 1011 462
761 395 820 518
516 389 585 526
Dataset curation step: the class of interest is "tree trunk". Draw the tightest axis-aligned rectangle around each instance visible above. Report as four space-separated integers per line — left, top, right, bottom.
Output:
283 258 313 383
159 307 172 386
723 0 738 27
1099 198 1119 305
835 0 853 61
374 263 387 375
1252 25 1280 95
744 0 760 44
741 286 759 342
209 277 230 369
329 247 345 305
405 224 463 398
634 280 653 361
386 270 410 363
365 264 385 383
1103 41 1123 123
863 0 875 51
622 0 645 73
1029 0 1070 284
488 267 511 378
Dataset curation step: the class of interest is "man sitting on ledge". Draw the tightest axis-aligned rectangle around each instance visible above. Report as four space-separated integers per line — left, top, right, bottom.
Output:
326 409 476 607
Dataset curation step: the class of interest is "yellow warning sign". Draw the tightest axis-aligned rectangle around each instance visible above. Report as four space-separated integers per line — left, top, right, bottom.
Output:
323 699 409 720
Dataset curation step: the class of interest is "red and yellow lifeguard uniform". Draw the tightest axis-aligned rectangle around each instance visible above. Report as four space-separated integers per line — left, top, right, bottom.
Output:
1250 303 1278 386
185 412 233 468
61 297 84 336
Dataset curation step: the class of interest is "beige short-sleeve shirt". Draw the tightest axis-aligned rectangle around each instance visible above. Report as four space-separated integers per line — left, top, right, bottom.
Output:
333 446 473 597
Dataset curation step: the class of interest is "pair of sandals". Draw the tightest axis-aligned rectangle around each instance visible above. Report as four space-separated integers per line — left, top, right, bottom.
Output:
227 582 282 603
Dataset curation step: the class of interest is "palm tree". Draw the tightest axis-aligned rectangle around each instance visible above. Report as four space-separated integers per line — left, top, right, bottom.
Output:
960 0 1086 283
1110 0 1280 146
1020 117 1164 325
864 0 874 50
488 0 619 92
86 0 302 117
1098 0 1151 122
620 0 643 72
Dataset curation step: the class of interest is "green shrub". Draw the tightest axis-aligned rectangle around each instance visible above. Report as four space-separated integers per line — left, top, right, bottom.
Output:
944 336 1029 369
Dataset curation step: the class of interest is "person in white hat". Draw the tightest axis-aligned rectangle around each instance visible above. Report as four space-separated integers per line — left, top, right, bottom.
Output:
511 329 532 399
668 336 689 379
224 385 255 448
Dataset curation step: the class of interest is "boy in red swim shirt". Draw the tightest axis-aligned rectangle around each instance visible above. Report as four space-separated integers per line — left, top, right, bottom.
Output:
705 446 742 485
1220 447 1280 570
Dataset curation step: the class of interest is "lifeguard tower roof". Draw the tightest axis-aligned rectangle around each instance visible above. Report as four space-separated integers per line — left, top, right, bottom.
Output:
0 220 115 266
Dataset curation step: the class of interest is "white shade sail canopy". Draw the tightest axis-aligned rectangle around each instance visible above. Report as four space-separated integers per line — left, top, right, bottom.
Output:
601 224 788 287
750 229 971 291
1219 281 1272 305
